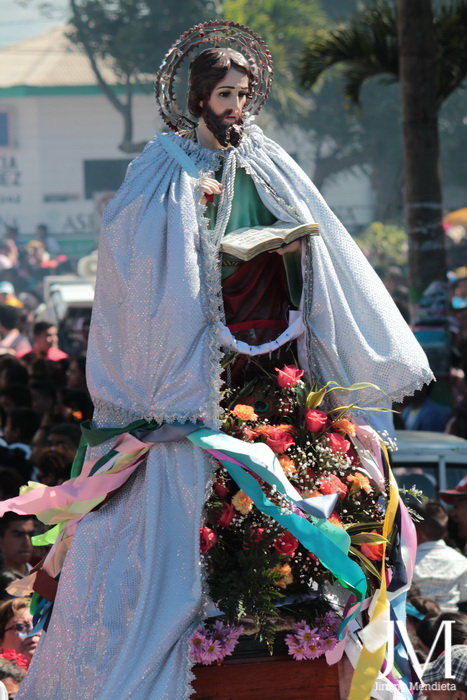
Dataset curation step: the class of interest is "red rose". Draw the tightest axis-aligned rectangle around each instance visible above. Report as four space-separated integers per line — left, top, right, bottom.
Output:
327 432 350 454
243 527 265 550
218 502 236 527
200 526 218 554
212 479 229 498
361 531 384 561
319 474 348 500
213 479 229 499
274 530 299 556
275 364 304 388
266 428 295 454
305 408 328 433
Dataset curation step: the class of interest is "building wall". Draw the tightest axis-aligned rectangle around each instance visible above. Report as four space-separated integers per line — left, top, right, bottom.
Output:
0 90 374 245
0 91 160 239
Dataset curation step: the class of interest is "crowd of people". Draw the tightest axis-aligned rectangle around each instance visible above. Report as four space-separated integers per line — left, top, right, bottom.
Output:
0 280 91 695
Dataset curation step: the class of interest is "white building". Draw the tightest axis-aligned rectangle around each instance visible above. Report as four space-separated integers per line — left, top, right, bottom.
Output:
0 26 159 254
0 26 373 255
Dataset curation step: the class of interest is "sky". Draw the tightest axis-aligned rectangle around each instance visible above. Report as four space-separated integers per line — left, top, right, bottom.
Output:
0 0 69 47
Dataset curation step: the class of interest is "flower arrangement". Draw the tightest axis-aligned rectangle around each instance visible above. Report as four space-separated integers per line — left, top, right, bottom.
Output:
285 613 340 660
188 621 244 665
199 364 394 661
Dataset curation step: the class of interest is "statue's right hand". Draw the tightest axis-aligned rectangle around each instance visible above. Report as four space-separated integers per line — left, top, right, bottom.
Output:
199 177 222 204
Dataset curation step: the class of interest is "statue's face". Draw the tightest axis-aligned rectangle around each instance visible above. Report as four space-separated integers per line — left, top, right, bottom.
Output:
203 67 249 124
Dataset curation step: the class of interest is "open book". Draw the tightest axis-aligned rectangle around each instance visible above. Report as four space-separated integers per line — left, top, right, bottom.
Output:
220 221 320 261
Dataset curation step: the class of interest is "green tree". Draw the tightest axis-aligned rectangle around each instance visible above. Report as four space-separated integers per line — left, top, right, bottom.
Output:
299 0 467 301
67 0 216 151
220 0 324 121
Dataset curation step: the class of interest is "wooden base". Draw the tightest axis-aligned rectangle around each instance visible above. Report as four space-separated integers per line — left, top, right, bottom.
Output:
192 654 340 699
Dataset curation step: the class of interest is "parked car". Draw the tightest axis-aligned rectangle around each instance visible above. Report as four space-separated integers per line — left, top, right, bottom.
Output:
391 430 467 500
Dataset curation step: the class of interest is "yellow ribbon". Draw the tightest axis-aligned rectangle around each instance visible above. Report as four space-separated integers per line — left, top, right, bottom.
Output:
348 445 399 699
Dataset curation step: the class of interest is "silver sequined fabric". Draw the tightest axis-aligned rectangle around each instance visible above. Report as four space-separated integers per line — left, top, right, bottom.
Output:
18 439 212 699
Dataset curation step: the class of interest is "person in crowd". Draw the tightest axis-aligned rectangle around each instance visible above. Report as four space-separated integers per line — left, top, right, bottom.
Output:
412 500 467 611
400 384 452 432
1 408 40 462
29 381 57 426
0 388 31 421
0 286 20 311
0 515 34 578
17 322 67 363
406 593 442 663
0 471 24 503
46 422 81 452
0 599 41 667
439 477 467 553
0 248 13 275
35 224 60 258
60 389 93 423
0 571 20 601
36 446 75 486
422 644 467 699
0 360 28 391
0 308 30 358
418 613 467 663
28 358 67 391
65 356 88 393
0 655 26 699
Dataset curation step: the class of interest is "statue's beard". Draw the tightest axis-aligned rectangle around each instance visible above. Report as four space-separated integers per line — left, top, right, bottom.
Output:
202 105 244 147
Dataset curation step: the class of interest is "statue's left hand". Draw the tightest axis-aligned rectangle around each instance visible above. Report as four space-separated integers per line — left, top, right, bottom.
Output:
269 239 302 255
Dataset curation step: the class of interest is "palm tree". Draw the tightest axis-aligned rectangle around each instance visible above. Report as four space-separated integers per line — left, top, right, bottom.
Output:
299 0 467 302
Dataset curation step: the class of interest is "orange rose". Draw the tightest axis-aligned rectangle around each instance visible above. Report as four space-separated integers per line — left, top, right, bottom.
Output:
360 530 384 561
232 404 258 422
232 490 253 515
328 510 344 528
255 423 274 437
332 418 357 437
271 563 294 588
278 454 296 476
347 472 372 494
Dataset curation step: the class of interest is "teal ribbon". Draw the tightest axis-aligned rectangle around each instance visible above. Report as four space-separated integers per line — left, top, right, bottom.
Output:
187 428 367 636
67 419 367 635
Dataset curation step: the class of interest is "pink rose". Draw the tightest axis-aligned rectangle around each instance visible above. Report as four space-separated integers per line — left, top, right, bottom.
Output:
218 502 236 528
213 479 229 499
274 531 299 556
327 432 350 454
305 408 328 433
275 364 304 388
319 474 348 500
266 428 295 454
200 526 218 554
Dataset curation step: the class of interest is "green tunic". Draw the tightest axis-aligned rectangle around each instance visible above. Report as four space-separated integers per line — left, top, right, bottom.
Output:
207 167 302 306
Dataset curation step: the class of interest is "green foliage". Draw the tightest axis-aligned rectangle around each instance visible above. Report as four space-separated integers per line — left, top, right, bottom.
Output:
221 0 324 119
299 0 467 107
206 527 285 644
354 221 408 273
67 0 216 82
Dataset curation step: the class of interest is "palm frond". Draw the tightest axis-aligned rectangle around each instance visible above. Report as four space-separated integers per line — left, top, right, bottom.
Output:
300 1 398 104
